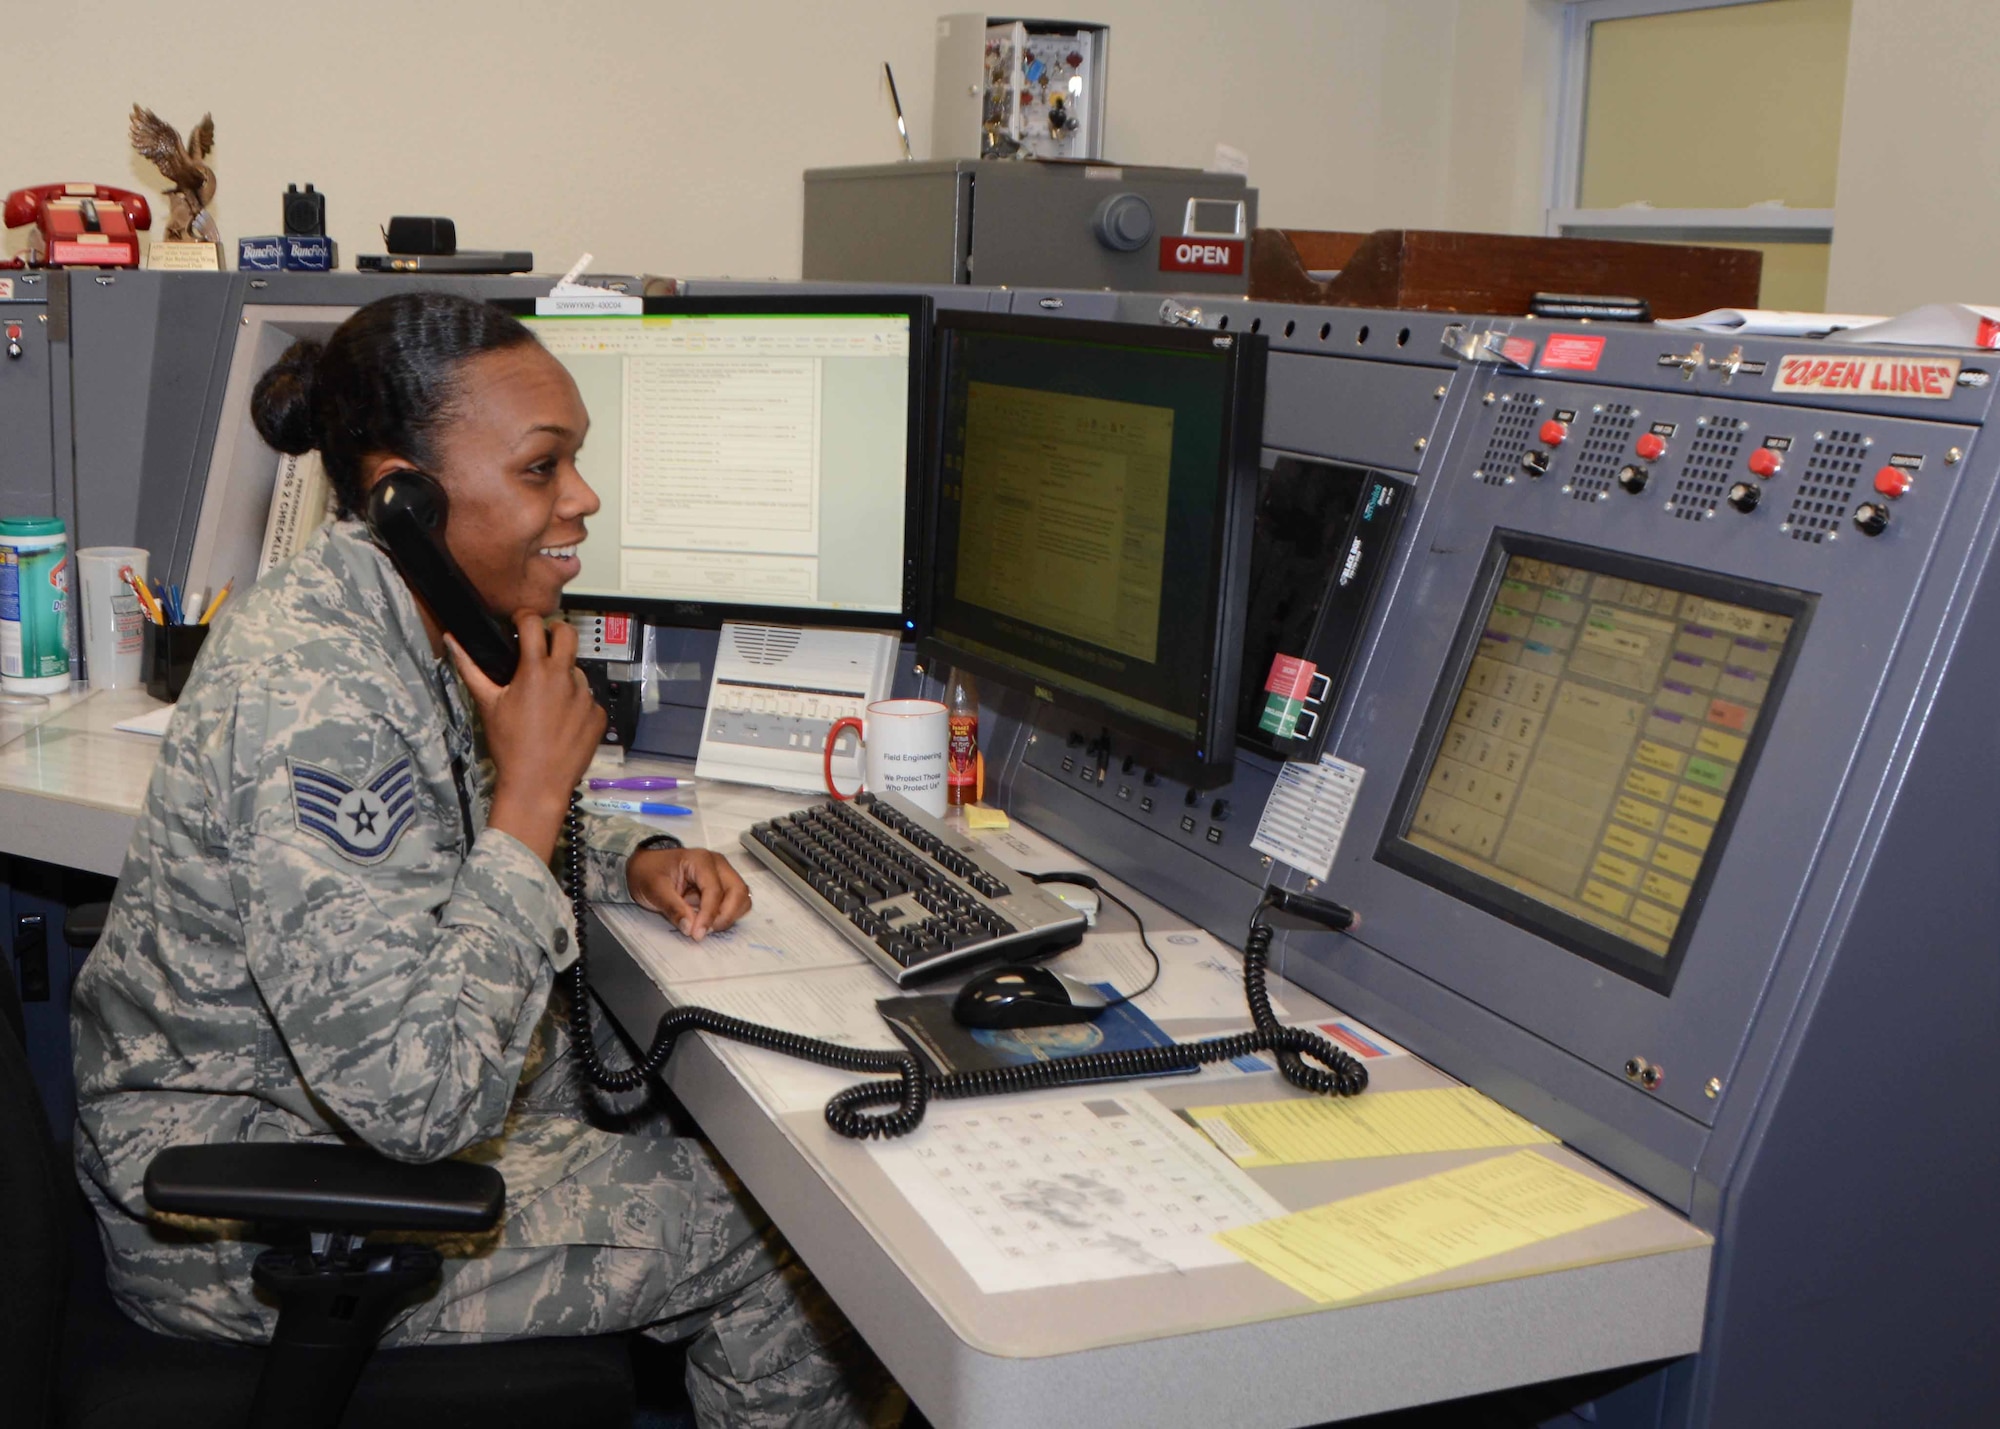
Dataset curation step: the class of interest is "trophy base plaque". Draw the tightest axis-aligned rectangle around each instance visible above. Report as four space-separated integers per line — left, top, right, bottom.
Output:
146 240 223 271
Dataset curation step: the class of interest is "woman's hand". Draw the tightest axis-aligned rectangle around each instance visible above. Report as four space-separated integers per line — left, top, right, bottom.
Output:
628 847 752 940
449 610 606 864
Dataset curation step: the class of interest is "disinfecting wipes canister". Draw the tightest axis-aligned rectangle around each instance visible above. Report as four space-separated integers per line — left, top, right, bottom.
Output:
0 517 73 695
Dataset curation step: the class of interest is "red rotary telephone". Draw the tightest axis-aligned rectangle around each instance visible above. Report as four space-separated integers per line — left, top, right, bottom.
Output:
3 183 153 268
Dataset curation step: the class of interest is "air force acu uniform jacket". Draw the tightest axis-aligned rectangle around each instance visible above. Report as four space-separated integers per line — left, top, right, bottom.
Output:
70 518 662 1338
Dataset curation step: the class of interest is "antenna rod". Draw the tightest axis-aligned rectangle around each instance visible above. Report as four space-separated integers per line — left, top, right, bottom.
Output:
884 61 914 161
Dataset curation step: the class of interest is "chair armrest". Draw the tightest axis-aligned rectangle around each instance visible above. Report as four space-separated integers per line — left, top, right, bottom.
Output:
144 1144 504 1234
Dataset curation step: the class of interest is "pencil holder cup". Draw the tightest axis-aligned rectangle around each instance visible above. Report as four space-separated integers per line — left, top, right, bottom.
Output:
144 623 210 703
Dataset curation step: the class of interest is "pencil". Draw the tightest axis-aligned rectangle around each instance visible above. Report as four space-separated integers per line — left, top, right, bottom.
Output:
198 579 234 625
125 571 164 625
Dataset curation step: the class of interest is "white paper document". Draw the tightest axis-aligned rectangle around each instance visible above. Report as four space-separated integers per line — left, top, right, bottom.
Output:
1049 928 1287 1021
1253 754 1365 881
865 1092 1285 1294
597 868 865 988
1841 303 2000 349
1655 308 1884 336
112 704 176 737
966 818 1079 876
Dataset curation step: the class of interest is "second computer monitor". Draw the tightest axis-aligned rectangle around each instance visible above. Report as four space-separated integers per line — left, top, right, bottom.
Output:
919 311 1266 786
515 295 929 630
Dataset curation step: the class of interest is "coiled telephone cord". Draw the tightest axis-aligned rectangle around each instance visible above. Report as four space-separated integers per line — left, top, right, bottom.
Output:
561 794 1367 1139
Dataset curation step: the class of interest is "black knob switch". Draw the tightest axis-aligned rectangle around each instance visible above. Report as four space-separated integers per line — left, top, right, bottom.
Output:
1618 464 1649 495
1184 787 1201 807
1210 799 1232 822
1519 450 1551 478
1091 193 1155 252
1853 502 1891 537
1727 481 1760 513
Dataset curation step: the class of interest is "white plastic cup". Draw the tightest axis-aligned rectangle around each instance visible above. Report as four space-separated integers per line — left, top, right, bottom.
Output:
77 547 150 691
824 698 950 817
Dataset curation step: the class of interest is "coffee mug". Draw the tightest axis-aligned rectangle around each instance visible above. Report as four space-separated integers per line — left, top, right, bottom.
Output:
823 698 949 817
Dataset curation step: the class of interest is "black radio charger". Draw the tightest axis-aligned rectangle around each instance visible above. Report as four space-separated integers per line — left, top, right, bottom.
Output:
283 184 326 238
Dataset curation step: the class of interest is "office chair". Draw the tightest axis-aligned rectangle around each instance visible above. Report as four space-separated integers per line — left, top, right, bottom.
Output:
0 905 642 1429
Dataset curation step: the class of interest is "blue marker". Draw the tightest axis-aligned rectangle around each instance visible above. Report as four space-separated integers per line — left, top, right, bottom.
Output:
583 797 693 817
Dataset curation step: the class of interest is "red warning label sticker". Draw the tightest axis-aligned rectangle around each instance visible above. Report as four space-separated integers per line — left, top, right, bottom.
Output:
1540 334 1607 371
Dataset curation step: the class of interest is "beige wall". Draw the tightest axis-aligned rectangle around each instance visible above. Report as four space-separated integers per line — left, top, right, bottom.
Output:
9 0 1495 278
1441 0 1564 234
1826 0 2000 313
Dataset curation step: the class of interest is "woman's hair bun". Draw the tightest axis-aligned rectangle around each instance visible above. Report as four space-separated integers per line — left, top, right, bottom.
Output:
250 338 325 455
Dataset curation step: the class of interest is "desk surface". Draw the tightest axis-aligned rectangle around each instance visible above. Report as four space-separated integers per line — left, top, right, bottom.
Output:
4 694 1712 1427
0 686 166 875
588 777 1713 1429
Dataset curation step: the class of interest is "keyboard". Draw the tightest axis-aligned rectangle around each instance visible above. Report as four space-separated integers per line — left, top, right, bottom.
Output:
741 791 1087 984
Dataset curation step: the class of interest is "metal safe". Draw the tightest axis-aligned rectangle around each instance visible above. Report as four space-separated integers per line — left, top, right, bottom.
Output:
802 160 1255 293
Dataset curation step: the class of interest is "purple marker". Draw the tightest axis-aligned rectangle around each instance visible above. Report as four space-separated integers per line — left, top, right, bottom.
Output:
588 776 698 792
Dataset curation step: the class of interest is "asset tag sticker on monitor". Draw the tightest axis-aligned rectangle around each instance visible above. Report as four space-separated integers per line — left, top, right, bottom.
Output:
1252 753 1365 881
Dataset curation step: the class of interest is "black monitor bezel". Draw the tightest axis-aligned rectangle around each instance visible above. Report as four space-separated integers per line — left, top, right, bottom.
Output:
497 294 932 632
914 310 1267 788
1376 530 1816 996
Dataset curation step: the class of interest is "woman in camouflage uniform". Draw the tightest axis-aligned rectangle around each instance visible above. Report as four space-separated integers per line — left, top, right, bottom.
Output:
70 292 899 1427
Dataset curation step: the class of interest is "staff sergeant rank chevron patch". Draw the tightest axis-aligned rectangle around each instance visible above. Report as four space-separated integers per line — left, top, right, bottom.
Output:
289 755 419 863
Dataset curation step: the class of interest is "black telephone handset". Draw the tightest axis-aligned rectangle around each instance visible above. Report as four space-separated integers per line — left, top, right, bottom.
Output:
365 471 519 686
364 473 1364 1136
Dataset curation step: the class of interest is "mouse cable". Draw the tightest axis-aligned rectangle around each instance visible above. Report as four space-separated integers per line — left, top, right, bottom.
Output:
1027 870 1160 1009
559 794 1366 1142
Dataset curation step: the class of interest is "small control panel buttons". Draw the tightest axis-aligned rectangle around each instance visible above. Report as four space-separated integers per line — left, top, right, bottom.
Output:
1520 449 1551 478
1873 465 1913 499
1853 502 1891 537
1728 481 1760 514
1538 418 1570 447
1747 447 1782 479
1618 464 1650 495
1634 432 1668 462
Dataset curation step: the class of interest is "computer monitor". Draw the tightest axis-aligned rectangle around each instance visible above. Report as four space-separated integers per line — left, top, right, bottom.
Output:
918 311 1266 786
507 295 929 630
1378 534 1813 994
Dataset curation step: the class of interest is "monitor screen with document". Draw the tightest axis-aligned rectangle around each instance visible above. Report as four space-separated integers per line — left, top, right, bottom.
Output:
917 311 1265 785
510 295 929 630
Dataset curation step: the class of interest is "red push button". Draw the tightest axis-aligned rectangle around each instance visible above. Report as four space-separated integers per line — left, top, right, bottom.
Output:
1538 419 1570 447
1873 465 1913 499
1747 447 1783 479
1635 432 1668 461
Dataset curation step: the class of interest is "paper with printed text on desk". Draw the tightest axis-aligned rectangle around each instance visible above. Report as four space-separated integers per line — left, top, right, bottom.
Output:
1215 1150 1646 1305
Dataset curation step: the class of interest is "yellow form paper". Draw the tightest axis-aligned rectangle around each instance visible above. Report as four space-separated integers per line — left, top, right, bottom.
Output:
1188 1088 1557 1167
1216 1150 1646 1304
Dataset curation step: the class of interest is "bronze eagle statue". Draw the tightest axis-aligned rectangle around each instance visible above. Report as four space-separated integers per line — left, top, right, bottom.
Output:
129 105 218 244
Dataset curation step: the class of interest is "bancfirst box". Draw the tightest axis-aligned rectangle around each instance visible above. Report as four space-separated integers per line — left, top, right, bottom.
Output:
238 235 335 271
237 236 284 271
283 234 334 271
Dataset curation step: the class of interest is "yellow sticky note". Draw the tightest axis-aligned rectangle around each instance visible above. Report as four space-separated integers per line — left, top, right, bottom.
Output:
1188 1088 1557 1168
963 805 1011 830
1216 1150 1647 1304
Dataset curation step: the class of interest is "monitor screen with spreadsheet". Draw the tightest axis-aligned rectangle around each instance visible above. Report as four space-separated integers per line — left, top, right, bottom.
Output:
512 296 928 630
1379 533 1813 994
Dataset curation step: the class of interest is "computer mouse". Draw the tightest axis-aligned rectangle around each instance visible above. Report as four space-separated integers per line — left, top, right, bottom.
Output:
1046 884 1099 926
952 965 1108 1029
